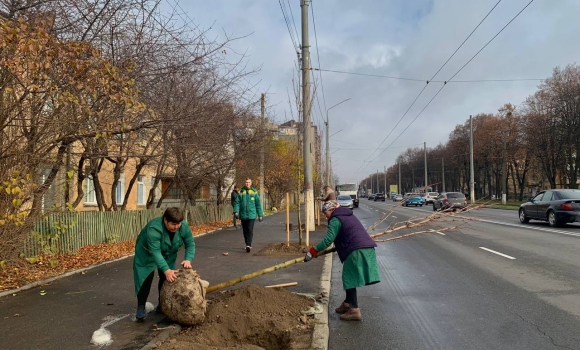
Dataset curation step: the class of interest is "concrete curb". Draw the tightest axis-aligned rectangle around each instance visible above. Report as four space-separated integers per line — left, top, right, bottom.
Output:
140 324 182 350
0 254 136 298
310 251 332 350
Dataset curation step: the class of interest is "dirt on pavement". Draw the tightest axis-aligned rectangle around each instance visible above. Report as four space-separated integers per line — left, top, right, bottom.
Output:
156 234 325 349
157 284 316 350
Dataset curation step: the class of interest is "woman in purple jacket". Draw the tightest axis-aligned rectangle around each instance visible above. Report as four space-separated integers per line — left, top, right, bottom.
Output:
304 200 380 321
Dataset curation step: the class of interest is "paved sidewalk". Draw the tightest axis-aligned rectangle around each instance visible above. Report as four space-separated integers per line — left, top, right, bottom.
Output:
0 210 331 350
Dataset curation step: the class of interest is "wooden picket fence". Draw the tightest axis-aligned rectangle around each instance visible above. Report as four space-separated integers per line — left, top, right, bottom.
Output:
22 203 233 257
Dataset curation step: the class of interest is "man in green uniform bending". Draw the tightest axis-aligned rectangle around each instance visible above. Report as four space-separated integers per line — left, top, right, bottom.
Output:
304 200 380 321
133 207 195 321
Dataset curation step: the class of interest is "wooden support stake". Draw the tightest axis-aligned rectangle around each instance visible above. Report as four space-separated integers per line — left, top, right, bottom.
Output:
286 192 290 247
265 282 298 288
316 201 320 225
306 193 310 246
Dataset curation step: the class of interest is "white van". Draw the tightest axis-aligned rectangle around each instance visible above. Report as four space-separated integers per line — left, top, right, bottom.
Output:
425 192 439 204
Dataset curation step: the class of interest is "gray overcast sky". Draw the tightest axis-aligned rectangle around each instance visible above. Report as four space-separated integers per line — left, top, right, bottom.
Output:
170 0 580 184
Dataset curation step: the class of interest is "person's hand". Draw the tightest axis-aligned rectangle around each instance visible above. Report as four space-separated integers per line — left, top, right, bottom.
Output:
181 260 192 269
258 217 263 222
303 247 317 262
164 269 178 282
234 213 239 219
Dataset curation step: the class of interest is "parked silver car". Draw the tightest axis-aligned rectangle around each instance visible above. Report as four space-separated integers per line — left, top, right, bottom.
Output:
337 195 354 209
433 192 467 211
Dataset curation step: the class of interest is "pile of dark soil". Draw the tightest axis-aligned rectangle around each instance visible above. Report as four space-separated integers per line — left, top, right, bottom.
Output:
157 284 315 350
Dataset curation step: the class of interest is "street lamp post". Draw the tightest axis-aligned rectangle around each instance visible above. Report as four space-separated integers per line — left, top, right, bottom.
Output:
325 98 351 185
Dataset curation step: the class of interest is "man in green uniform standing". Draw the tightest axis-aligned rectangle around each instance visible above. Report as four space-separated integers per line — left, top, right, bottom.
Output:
133 207 195 321
233 178 263 253
304 200 380 321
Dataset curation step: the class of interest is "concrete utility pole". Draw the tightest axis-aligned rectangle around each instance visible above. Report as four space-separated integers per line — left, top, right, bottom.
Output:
384 166 387 195
301 0 314 231
325 98 351 185
469 115 475 203
442 158 446 192
329 158 334 188
260 93 265 204
502 133 507 204
376 169 379 193
424 142 428 192
325 118 329 186
398 159 401 194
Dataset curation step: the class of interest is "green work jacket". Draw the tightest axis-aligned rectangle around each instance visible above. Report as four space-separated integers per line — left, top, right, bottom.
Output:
233 186 264 220
133 217 195 295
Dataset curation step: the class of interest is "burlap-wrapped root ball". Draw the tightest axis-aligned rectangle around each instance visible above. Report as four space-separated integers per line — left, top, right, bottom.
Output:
160 269 209 325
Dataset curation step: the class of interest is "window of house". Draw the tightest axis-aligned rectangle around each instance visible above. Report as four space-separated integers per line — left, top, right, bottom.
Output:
84 175 97 205
116 172 125 205
161 178 183 199
137 175 146 205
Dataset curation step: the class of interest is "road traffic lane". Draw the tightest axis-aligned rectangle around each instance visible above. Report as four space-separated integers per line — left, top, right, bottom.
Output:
327 205 580 350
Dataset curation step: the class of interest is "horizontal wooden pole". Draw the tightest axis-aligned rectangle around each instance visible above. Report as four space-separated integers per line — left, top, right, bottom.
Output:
206 247 336 294
264 282 298 288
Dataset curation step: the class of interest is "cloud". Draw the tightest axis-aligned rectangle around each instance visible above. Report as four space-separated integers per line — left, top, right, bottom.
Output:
175 0 580 183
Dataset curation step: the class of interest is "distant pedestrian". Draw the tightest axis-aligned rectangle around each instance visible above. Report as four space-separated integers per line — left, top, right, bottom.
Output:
304 200 380 321
233 178 264 253
319 185 336 202
231 186 239 228
133 207 195 321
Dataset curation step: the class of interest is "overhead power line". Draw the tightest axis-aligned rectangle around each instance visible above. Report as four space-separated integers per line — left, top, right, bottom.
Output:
348 0 521 183
285 0 301 47
278 0 300 53
312 68 543 83
349 0 506 182
310 0 327 113
368 0 536 165
427 0 503 82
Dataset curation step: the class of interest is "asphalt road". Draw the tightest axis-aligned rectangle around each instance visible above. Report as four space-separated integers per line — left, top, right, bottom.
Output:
328 200 580 350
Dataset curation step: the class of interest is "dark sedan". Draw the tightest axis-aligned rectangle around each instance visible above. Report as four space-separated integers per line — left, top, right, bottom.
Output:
519 189 580 227
374 193 385 201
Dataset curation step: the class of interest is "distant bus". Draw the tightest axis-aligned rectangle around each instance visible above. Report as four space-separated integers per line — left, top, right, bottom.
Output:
336 183 359 208
413 186 433 193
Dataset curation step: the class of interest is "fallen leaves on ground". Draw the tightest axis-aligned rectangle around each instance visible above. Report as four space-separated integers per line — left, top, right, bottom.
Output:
0 220 232 292
190 220 231 235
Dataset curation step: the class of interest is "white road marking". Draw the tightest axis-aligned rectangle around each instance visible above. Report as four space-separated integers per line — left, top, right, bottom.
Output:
367 202 580 239
479 247 516 260
428 229 446 236
478 218 580 238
